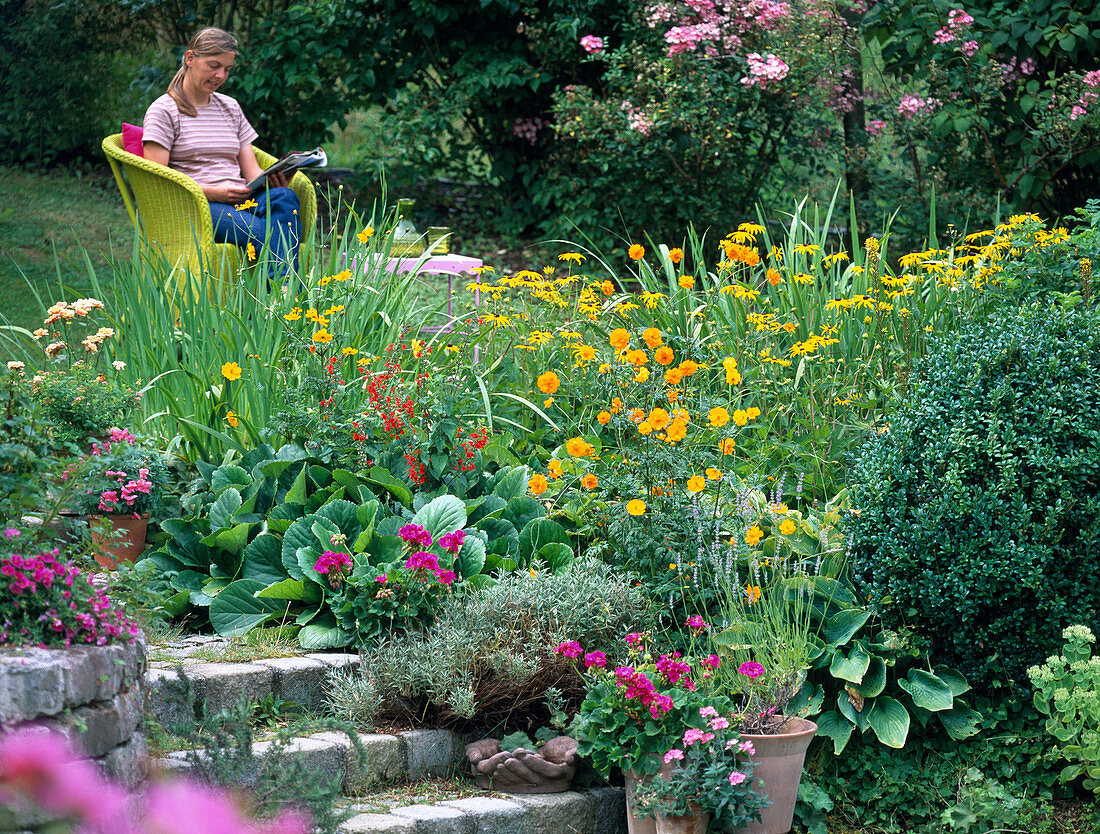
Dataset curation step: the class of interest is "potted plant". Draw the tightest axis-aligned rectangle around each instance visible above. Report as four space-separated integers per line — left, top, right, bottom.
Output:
566 632 767 834
68 429 167 569
709 520 822 834
630 707 768 834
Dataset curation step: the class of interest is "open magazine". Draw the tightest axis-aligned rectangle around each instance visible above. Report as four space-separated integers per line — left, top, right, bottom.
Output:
246 147 327 190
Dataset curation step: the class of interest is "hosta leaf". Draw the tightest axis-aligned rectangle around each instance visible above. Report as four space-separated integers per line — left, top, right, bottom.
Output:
853 657 887 698
867 695 910 748
824 609 873 647
899 669 955 712
816 709 855 755
937 702 982 740
829 641 871 683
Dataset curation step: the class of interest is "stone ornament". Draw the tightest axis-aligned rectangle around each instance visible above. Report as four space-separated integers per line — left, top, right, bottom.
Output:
465 736 579 793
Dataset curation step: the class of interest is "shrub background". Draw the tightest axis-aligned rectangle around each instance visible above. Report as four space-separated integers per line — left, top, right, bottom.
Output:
847 303 1100 687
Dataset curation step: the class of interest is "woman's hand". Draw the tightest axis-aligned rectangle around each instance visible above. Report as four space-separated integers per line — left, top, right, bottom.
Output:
203 184 255 204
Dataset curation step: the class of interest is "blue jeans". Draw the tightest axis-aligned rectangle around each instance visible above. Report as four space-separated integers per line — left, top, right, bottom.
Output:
209 187 301 278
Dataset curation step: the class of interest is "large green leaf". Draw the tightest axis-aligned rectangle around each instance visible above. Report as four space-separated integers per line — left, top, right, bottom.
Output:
853 657 887 698
836 691 870 732
518 517 569 562
365 465 413 508
501 495 545 533
824 609 873 647
491 466 528 501
787 681 824 717
829 641 871 683
457 535 487 579
256 578 308 600
538 542 574 573
242 534 287 585
899 669 955 712
298 614 352 649
366 534 403 565
937 702 982 740
412 494 467 539
208 579 286 637
212 465 251 492
209 488 242 531
203 522 252 556
933 666 971 697
281 515 319 579
477 517 519 556
284 466 309 506
468 495 508 525
816 710 855 755
867 696 910 748
266 503 304 533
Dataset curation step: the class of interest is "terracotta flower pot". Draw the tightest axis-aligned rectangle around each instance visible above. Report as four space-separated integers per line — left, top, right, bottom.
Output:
90 513 149 570
736 716 818 834
656 806 710 834
624 762 674 834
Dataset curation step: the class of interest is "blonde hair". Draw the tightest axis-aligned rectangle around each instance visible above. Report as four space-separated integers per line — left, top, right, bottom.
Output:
167 27 239 117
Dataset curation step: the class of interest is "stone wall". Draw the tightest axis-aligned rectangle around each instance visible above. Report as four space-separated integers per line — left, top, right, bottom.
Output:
0 637 147 831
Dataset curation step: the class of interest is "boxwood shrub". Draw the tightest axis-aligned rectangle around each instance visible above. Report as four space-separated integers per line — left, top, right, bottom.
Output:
847 303 1100 687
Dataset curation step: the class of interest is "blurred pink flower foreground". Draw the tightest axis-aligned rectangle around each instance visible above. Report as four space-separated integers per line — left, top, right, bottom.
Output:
0 729 308 834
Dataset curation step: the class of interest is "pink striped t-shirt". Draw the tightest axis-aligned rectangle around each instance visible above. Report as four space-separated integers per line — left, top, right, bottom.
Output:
143 93 258 188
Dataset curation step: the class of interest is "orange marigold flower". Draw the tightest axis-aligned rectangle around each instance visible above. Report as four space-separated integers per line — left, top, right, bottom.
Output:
664 419 688 443
610 397 623 415
642 327 663 349
226 410 239 427
638 421 654 436
625 349 648 366
678 360 698 377
767 268 782 286
747 406 762 420
609 328 631 350
626 499 647 516
678 275 694 289
708 407 730 428
565 437 595 457
628 244 646 261
597 410 612 425
746 526 764 546
529 474 548 495
581 474 598 490
687 475 705 493
706 467 722 480
779 519 797 536
648 408 671 430
718 438 736 455
601 280 615 296
726 368 742 385
548 460 563 479
629 408 646 423
634 367 650 383
668 247 684 264
654 346 675 365
664 368 683 386
537 371 560 394
725 243 761 266
733 409 749 427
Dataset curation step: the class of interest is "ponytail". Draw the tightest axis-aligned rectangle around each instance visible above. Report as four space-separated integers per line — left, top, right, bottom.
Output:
166 27 239 117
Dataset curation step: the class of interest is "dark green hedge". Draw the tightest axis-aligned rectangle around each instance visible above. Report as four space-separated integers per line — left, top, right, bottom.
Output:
848 303 1100 687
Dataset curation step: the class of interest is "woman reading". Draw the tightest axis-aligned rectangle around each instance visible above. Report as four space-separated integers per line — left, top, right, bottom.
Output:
142 27 300 277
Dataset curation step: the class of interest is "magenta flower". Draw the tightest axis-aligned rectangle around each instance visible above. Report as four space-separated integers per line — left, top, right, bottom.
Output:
708 716 731 730
699 706 718 718
685 615 709 631
702 653 720 668
314 550 352 575
729 770 747 785
438 530 465 554
434 569 456 586
739 740 755 755
398 523 433 548
3 528 19 540
584 650 607 668
663 748 685 763
655 653 691 684
404 551 440 571
625 632 644 647
554 640 583 658
738 661 765 679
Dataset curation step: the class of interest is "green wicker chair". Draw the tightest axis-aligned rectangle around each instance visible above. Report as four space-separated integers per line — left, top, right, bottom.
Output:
102 133 317 286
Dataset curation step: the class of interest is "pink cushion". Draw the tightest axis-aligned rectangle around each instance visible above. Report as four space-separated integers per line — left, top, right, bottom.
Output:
121 123 144 157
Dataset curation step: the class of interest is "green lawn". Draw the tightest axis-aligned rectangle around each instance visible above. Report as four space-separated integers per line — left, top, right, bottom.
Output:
0 165 133 336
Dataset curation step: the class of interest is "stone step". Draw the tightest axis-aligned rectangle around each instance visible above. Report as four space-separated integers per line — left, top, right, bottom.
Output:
159 728 628 834
340 788 626 834
145 651 360 728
